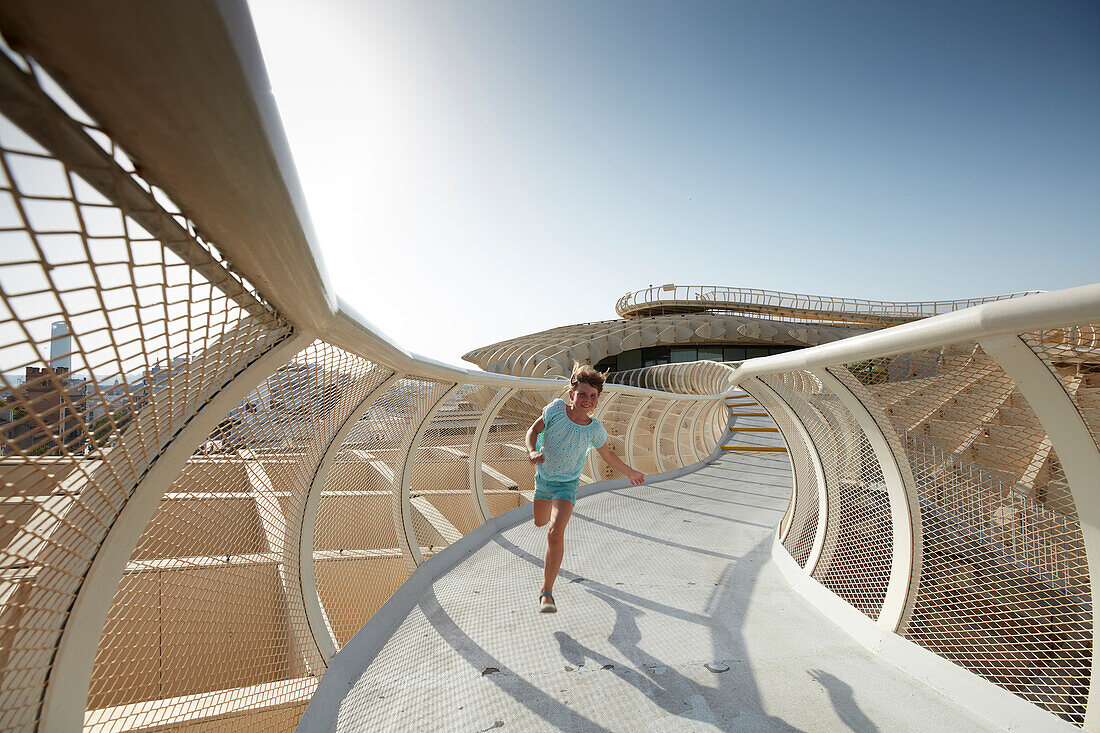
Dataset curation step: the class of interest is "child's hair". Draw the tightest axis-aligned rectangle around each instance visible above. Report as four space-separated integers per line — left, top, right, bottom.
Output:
570 362 608 394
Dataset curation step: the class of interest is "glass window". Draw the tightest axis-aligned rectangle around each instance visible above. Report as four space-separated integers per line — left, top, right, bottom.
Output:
744 347 771 358
596 356 617 372
670 348 697 363
617 350 642 370
723 347 747 361
698 348 723 362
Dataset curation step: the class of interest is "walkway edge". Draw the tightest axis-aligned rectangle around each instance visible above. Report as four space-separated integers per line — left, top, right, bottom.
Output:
295 446 726 732
771 533 1078 733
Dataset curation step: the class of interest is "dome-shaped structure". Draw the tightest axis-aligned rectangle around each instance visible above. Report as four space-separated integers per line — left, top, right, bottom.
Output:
463 285 1038 378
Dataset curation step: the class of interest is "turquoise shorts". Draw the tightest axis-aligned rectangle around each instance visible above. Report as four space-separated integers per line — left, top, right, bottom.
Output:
534 475 579 504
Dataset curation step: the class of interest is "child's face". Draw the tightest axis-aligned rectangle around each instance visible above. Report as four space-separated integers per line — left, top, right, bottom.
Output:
570 383 600 412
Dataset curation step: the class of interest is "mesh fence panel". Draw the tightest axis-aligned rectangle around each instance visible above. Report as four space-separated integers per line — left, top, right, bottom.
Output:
760 372 893 619
84 343 390 730
1023 325 1100 461
314 377 449 649
742 378 819 568
482 389 560 516
838 345 1090 724
409 384 490 553
0 55 293 730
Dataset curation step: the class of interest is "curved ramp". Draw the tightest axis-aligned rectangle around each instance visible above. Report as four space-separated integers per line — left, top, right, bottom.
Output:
300 445 1008 732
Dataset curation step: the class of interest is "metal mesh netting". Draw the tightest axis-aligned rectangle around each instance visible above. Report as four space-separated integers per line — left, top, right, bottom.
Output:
839 344 1090 724
409 384 494 552
84 343 391 730
481 389 561 516
1023 325 1100 457
314 377 450 649
742 379 820 568
0 53 293 729
759 372 892 619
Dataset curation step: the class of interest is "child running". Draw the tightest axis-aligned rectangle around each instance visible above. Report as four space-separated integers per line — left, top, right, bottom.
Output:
525 363 645 613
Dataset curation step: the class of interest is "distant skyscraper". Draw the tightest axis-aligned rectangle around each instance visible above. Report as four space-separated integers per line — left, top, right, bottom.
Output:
49 321 71 371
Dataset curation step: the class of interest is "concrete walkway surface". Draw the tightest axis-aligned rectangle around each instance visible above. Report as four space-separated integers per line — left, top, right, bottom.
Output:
305 449 1003 732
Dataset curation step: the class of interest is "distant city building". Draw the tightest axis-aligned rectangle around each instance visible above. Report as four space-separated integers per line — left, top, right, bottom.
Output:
3 365 88 455
49 321 71 371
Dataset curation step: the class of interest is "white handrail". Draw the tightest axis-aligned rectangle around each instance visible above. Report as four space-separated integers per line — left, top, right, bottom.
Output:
616 284 1040 319
733 284 1100 380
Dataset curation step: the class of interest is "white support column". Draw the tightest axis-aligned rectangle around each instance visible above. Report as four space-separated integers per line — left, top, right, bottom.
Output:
298 371 401 663
980 334 1100 731
653 399 678 474
705 400 725 454
750 376 830 575
469 388 514 525
682 400 708 462
625 397 652 468
812 368 916 632
38 329 313 733
672 401 694 468
393 383 462 570
688 401 710 463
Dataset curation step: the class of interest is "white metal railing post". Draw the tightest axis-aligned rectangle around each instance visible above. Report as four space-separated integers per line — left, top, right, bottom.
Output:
393 383 462 570
299 371 402 662
980 334 1100 729
239 450 325 677
747 376 830 574
811 368 918 632
689 399 706 462
468 388 515 524
36 329 313 733
625 397 652 468
653 399 678 473
675 401 702 467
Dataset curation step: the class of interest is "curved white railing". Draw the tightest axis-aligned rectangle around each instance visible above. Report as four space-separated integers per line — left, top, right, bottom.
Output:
607 360 737 395
728 287 1100 728
616 284 1040 324
0 4 1098 733
0 8 731 732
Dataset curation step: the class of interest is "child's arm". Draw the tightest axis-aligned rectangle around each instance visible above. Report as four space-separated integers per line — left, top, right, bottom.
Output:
596 443 645 486
525 417 546 465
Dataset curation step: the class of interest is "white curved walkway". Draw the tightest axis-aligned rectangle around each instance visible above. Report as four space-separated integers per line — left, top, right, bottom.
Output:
299 450 1003 732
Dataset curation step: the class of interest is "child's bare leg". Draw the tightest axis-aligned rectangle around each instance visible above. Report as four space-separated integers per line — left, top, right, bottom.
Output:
533 499 552 528
541 499 574 595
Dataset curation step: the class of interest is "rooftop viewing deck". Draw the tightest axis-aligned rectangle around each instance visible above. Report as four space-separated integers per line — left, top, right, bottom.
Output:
616 285 1042 326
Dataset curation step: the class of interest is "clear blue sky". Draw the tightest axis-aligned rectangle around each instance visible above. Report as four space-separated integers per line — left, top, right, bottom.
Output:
248 1 1099 367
